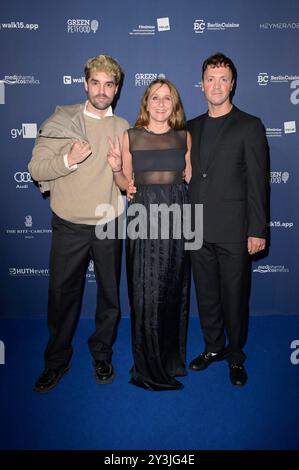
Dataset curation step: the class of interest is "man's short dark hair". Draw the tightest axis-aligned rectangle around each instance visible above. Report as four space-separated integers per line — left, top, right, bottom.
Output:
202 52 237 83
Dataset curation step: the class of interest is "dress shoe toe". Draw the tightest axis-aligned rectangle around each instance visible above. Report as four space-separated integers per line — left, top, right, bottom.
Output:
229 363 247 386
189 351 225 371
33 365 69 393
94 360 114 384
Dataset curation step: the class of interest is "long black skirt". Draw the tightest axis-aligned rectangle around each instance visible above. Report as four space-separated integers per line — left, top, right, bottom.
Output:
126 183 190 391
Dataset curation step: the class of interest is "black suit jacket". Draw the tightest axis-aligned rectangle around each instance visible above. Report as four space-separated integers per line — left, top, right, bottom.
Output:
187 106 268 243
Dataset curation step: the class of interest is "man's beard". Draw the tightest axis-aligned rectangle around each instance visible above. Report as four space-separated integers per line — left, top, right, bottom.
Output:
89 94 113 111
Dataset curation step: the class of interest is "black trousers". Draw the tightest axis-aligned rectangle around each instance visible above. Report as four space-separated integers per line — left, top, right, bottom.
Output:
44 213 122 369
190 240 250 364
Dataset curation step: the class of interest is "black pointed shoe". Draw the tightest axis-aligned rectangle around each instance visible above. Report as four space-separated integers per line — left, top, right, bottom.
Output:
189 351 225 371
33 365 70 393
229 363 248 386
94 360 114 384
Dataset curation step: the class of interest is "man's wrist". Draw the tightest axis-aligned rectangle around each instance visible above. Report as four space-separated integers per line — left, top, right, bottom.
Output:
64 154 77 170
112 167 122 173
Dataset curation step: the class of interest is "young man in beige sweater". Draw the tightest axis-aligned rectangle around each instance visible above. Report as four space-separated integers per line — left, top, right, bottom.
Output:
29 54 129 392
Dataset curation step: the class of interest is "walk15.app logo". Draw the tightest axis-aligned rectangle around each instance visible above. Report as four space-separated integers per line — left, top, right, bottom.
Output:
290 340 299 365
0 340 4 365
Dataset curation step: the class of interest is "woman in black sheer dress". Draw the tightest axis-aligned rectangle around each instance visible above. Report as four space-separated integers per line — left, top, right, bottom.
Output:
108 79 192 390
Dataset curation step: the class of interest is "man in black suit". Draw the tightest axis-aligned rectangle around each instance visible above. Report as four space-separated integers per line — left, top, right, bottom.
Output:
187 52 268 386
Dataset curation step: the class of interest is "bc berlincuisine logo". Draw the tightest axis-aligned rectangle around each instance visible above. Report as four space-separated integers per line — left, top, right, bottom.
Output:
258 72 299 86
193 18 239 33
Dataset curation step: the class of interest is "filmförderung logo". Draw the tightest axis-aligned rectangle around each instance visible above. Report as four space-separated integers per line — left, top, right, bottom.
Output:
266 122 296 137
157 17 170 32
129 22 155 36
194 18 239 33
66 19 99 33
284 121 296 133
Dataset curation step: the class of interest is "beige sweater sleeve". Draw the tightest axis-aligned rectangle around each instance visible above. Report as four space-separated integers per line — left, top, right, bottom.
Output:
28 137 76 182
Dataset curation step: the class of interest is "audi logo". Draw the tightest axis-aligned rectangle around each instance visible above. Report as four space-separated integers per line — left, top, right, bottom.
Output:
14 172 33 183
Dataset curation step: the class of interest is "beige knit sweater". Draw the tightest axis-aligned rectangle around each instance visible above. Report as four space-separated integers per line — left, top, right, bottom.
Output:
29 112 129 225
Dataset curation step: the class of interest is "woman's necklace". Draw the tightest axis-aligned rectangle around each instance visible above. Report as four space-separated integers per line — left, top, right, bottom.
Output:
145 125 171 134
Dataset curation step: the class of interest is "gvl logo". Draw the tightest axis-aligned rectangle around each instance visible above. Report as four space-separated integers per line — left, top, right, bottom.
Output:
290 340 299 365
0 340 4 365
11 123 37 138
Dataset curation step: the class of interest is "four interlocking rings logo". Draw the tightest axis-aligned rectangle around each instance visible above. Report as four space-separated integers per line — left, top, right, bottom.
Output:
14 172 32 183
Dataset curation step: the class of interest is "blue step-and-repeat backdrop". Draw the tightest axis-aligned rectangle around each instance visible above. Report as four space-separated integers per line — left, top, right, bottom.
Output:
1 0 298 318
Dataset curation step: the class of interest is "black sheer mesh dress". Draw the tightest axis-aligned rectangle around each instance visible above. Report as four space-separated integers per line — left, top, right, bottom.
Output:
126 127 190 391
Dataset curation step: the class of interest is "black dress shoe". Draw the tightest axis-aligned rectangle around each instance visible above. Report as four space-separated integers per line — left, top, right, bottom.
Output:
229 363 248 386
33 365 70 393
189 351 225 371
94 360 114 384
